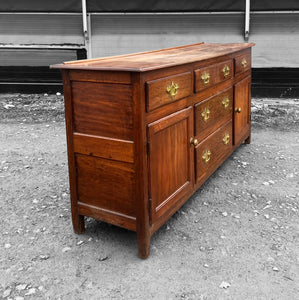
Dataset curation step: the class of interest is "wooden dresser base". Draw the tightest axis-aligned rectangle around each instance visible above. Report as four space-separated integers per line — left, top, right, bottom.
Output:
52 42 254 258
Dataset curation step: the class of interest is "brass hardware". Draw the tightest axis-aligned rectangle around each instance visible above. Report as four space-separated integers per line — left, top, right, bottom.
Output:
222 97 230 109
222 133 230 145
166 81 179 98
235 107 242 113
201 107 210 122
190 137 199 147
241 58 247 69
222 65 230 78
201 72 210 85
202 150 211 164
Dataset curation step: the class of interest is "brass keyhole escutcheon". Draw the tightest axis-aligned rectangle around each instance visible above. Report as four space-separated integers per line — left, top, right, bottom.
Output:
201 72 210 85
241 58 247 69
190 137 199 147
235 107 242 113
201 107 210 122
222 98 230 109
202 150 211 164
222 65 230 78
222 133 230 145
166 81 179 98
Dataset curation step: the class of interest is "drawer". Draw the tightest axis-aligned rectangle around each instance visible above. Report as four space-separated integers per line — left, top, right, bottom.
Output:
195 87 233 141
195 120 232 183
235 53 251 75
194 59 233 92
146 72 192 112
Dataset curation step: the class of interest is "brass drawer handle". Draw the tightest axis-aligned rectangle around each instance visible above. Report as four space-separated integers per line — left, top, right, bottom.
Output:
202 150 211 164
222 97 230 109
235 107 242 113
201 72 210 85
166 81 179 98
222 65 230 78
241 58 247 69
222 133 230 145
190 137 199 147
201 107 210 122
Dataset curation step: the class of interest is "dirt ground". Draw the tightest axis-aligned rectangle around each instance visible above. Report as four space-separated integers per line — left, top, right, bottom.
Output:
0 94 299 299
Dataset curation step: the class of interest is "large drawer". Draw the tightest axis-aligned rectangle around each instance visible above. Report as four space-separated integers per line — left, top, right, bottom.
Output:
194 87 233 141
146 72 192 112
194 59 233 92
195 120 232 183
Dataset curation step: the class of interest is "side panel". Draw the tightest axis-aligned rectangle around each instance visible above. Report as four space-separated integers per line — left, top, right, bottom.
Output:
76 154 136 229
72 81 133 140
63 70 137 231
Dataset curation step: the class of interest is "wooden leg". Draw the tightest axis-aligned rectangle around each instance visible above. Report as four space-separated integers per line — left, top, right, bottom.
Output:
137 233 151 259
72 213 85 234
245 134 251 144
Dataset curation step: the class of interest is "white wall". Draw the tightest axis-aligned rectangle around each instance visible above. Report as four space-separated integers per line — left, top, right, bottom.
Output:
89 13 299 68
0 12 298 68
250 14 299 68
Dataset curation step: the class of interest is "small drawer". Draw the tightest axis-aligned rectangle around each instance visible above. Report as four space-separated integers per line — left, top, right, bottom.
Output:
195 87 233 141
194 59 233 92
235 53 251 75
195 120 232 183
146 72 192 112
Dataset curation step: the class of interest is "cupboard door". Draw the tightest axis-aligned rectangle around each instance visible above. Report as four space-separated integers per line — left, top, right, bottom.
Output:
148 107 194 223
234 76 251 145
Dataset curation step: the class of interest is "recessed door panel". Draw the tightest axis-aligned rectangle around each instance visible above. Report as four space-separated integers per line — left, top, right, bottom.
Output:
234 76 251 145
148 107 194 222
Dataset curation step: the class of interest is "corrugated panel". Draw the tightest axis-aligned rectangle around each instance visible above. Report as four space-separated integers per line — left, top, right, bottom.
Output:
251 0 299 11
249 14 299 68
0 15 83 45
90 14 244 58
87 0 299 12
0 0 81 12
87 0 244 12
0 49 77 66
2 0 298 12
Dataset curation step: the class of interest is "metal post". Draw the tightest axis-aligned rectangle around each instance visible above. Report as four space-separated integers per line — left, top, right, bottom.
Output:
245 0 250 41
87 13 92 58
81 0 90 58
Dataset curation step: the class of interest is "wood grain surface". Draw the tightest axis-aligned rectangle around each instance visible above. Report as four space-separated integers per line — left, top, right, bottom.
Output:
72 81 133 140
148 107 194 222
146 71 192 111
195 87 233 141
56 43 254 258
52 43 254 72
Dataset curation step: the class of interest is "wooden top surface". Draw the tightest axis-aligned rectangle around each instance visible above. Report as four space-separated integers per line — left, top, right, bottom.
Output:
51 43 254 72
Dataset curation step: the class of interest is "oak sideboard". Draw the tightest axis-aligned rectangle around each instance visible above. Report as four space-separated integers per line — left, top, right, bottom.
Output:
52 42 254 258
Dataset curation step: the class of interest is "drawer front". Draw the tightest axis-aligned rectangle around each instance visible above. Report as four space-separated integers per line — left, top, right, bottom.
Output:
195 87 233 141
235 53 251 75
195 120 232 183
194 59 233 92
146 72 192 112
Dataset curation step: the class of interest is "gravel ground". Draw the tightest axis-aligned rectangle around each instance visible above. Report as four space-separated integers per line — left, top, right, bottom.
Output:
0 93 299 299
